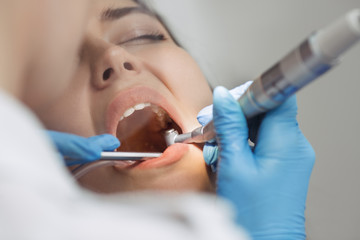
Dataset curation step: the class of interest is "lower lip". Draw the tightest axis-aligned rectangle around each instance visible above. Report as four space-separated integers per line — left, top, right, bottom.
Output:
113 143 189 170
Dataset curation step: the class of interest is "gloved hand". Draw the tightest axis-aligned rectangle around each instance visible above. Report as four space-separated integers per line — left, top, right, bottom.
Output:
197 81 252 169
213 87 315 240
47 131 120 166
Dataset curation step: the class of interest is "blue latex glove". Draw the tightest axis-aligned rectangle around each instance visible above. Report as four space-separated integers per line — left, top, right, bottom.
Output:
197 81 252 169
213 87 315 240
47 131 120 166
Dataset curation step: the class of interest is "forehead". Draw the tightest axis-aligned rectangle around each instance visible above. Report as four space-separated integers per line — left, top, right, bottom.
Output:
86 0 156 36
89 0 139 17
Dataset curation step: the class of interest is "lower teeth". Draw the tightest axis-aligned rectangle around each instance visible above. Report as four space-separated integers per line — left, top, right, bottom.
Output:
125 160 136 164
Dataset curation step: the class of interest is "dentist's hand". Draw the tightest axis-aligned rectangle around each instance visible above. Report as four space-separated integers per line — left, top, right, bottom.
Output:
197 81 252 168
47 131 120 166
213 87 315 240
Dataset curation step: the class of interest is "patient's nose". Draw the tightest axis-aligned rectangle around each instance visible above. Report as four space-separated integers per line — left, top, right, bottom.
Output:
102 62 134 80
92 45 139 90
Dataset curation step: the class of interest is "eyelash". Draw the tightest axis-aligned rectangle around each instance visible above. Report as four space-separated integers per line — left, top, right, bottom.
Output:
120 32 166 45
133 33 165 41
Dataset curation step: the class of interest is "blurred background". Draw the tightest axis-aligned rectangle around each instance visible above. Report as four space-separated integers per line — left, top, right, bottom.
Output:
150 0 360 239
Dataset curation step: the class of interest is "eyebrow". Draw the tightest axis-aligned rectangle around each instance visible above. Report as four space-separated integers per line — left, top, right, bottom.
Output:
101 6 155 21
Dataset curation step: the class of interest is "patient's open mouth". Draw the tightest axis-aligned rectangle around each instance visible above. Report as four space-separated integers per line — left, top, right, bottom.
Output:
115 103 182 152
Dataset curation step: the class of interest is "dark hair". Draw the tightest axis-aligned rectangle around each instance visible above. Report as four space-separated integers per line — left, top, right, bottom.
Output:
132 0 181 46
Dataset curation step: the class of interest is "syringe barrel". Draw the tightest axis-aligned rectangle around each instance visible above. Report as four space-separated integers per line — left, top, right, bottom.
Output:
239 9 360 119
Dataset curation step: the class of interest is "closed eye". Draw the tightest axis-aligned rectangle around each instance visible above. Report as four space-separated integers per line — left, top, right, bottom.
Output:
120 33 166 45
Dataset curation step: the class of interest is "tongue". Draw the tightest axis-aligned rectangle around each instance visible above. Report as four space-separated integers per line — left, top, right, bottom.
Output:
116 106 172 152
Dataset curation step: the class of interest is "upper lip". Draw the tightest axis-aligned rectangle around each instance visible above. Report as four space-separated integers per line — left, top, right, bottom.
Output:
106 85 184 136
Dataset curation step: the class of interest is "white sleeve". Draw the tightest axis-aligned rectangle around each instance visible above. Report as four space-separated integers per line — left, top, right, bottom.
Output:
0 90 250 240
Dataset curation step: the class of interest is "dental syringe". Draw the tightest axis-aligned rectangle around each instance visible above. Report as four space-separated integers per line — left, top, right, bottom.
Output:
165 9 360 145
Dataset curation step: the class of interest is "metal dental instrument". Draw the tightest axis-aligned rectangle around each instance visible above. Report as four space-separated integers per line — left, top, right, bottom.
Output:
99 152 162 161
70 152 162 179
65 152 162 166
165 9 360 146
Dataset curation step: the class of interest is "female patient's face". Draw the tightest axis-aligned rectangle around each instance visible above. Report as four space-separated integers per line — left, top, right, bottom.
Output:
39 0 214 193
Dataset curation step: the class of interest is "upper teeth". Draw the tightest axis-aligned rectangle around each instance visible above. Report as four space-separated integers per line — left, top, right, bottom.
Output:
134 103 148 110
120 103 151 121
